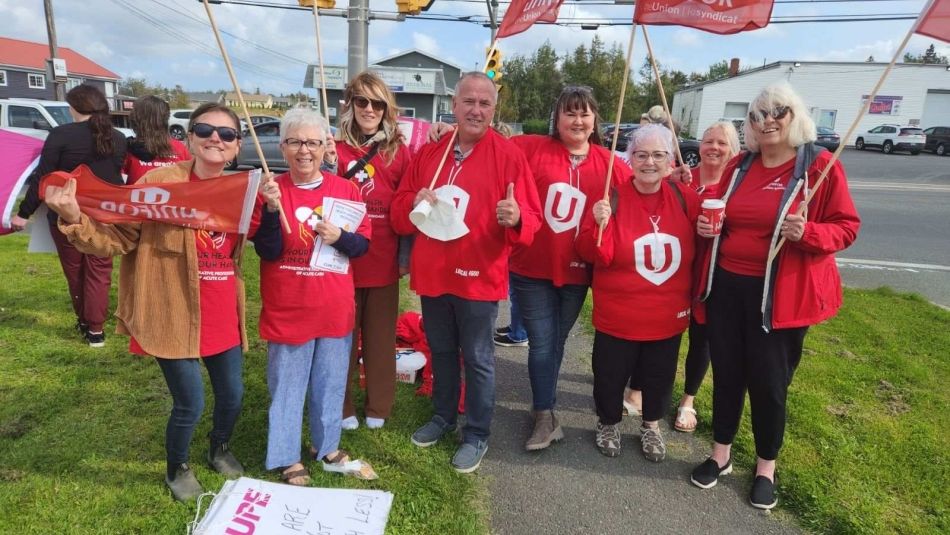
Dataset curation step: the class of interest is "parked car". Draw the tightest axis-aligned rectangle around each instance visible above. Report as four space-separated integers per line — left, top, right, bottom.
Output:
855 124 925 155
815 126 841 152
1 98 133 140
922 126 950 156
169 108 248 140
228 120 283 170
603 124 701 168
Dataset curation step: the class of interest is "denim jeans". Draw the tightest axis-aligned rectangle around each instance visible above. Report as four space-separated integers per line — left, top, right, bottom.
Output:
156 345 244 466
265 335 352 469
420 295 498 444
511 272 589 411
507 274 528 342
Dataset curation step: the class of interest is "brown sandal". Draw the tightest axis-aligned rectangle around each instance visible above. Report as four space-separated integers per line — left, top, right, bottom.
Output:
278 463 311 486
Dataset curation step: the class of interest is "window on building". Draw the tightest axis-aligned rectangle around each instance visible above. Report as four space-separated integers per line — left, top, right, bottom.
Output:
723 102 749 119
818 109 837 129
399 107 416 118
66 78 83 90
8 106 48 129
28 73 46 89
0 70 7 86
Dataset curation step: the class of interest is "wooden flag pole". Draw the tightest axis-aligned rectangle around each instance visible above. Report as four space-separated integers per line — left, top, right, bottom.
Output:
201 0 291 234
596 23 638 246
425 40 500 191
641 26 685 167
767 22 916 263
310 1 330 120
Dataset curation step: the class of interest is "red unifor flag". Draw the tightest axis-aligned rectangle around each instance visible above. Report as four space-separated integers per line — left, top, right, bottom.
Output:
496 0 564 38
39 165 262 234
634 0 775 35
916 0 950 42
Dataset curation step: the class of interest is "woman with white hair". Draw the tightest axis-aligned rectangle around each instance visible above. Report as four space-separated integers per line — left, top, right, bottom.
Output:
690 83 859 509
576 123 701 463
256 107 373 486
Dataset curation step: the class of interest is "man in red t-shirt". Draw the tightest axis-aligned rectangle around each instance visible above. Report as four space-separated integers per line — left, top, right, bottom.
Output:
392 72 541 473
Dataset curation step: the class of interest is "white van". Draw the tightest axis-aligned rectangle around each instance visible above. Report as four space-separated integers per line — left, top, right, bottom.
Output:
0 98 133 140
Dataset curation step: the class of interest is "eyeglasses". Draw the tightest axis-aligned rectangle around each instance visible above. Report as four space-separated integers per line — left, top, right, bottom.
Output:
190 123 240 142
351 95 386 112
631 150 670 163
748 106 791 124
561 85 593 95
283 138 324 151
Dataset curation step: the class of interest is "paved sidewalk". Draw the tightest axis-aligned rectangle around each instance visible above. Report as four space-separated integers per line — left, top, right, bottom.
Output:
480 305 802 535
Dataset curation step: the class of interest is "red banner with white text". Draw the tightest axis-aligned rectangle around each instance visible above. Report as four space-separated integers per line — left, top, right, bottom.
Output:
634 0 774 35
39 165 262 234
497 0 564 38
916 0 950 42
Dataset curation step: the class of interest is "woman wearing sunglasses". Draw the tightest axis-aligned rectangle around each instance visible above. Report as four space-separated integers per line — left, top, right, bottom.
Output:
576 123 700 463
336 72 411 432
690 83 859 509
43 102 284 501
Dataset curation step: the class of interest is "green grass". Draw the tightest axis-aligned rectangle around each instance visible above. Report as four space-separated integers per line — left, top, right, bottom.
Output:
580 286 949 534
0 235 483 534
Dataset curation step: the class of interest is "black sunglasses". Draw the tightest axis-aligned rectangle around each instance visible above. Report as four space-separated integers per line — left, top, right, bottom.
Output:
351 95 386 112
190 122 241 142
748 106 791 124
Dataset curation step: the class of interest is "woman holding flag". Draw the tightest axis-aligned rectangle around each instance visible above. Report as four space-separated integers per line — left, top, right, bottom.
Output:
42 102 283 501
335 72 411 432
690 83 859 509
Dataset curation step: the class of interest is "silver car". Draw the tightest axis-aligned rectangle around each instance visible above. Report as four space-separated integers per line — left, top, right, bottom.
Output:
228 121 284 170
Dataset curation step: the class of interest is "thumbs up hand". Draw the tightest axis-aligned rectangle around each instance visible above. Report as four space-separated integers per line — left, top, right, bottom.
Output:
45 178 82 224
495 182 521 228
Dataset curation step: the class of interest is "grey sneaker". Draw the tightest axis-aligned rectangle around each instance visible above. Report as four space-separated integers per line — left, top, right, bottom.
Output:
208 441 244 478
451 441 488 473
525 410 564 451
640 424 666 462
595 422 621 457
166 463 203 502
411 417 456 447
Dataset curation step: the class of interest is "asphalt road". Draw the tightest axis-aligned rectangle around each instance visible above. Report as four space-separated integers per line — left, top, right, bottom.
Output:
834 149 950 307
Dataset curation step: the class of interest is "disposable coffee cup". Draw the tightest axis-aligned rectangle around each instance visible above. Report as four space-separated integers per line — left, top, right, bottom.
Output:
409 200 433 226
701 199 726 235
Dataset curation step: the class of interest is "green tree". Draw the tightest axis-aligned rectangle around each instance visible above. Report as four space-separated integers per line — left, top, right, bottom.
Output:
904 44 949 64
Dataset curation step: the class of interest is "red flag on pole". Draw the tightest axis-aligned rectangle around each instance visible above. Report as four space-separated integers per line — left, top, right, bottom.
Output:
39 165 263 234
634 0 775 35
915 0 950 42
496 0 564 38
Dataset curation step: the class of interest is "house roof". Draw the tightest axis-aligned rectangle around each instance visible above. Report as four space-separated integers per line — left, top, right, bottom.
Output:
373 49 464 73
224 92 272 102
0 37 119 79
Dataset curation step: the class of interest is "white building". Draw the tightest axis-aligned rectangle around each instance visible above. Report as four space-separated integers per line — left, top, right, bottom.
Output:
672 61 950 145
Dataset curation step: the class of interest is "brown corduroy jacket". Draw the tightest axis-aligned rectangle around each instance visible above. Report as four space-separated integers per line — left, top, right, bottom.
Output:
58 160 248 358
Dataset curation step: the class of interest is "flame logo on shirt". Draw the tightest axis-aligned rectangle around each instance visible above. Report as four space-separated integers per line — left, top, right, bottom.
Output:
196 230 227 249
294 205 323 244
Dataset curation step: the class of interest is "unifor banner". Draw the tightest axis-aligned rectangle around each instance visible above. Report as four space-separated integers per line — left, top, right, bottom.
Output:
39 165 262 234
634 0 775 35
497 0 565 38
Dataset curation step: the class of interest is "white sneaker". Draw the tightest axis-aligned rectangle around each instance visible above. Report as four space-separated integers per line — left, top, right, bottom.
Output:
366 417 385 429
341 416 359 430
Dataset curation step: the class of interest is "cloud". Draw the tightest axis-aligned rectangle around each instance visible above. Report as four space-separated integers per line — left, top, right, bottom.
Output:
412 32 440 56
671 29 702 48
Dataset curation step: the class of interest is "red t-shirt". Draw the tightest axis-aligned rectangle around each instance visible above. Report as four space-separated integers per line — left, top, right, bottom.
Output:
689 166 723 201
336 142 410 288
255 172 372 344
509 135 630 287
391 129 542 301
123 139 192 184
718 157 795 276
576 180 700 341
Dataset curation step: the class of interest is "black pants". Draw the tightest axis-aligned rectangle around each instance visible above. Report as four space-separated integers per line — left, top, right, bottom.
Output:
708 268 807 461
627 318 708 395
593 330 682 424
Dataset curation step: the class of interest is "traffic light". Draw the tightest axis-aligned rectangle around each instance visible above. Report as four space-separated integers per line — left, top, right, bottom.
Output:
298 0 336 8
485 47 503 91
396 0 435 15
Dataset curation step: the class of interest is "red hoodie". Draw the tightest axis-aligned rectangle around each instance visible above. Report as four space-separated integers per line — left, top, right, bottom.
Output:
391 129 541 301
509 135 631 287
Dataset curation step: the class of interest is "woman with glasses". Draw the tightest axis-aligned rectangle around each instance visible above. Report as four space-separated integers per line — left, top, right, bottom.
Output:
11 85 127 348
124 95 192 184
42 102 283 501
576 123 700 463
690 83 859 509
257 107 373 486
336 72 411 431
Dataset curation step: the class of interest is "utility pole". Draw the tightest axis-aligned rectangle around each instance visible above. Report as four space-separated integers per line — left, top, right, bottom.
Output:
486 0 498 41
347 0 369 76
44 0 65 101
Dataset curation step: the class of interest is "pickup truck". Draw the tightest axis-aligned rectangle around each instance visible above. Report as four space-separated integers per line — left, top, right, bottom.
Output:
0 98 133 140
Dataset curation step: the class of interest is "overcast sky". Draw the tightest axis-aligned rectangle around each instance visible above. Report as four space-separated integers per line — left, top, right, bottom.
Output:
1 0 946 96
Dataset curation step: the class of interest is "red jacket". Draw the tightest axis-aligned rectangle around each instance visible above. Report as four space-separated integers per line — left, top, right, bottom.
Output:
697 146 860 331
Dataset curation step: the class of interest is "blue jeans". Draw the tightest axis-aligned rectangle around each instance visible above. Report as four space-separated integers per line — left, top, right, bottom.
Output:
265 336 352 469
421 295 498 444
511 272 589 410
507 274 528 342
156 345 244 467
